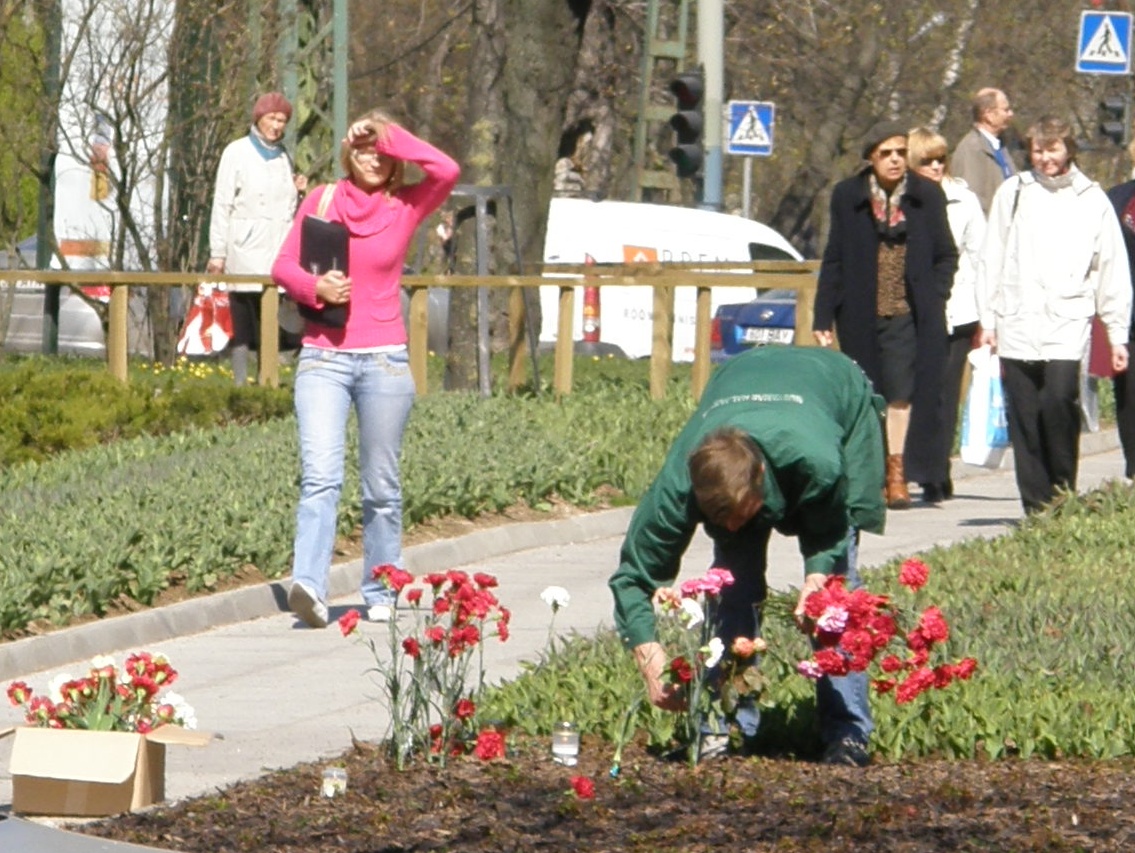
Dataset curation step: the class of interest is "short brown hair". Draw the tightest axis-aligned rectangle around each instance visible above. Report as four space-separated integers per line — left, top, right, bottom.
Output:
688 428 765 526
339 108 406 192
1025 115 1077 164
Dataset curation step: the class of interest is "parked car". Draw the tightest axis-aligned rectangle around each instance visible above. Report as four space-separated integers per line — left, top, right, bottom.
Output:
710 288 797 361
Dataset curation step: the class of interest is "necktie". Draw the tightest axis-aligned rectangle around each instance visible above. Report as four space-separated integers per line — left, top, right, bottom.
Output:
993 146 1013 179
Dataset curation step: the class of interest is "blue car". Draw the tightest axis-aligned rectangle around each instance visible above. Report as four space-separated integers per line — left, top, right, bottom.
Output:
710 289 797 361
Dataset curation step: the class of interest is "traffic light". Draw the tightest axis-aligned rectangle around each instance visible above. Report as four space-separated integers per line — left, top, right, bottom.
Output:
668 69 704 178
1099 95 1129 147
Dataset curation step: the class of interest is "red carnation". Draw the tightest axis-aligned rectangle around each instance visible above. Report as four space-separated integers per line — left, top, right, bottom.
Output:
879 654 904 674
474 729 506 760
338 609 360 637
6 681 31 706
455 698 476 720
402 637 421 659
670 656 695 684
898 558 930 592
406 588 423 605
952 657 978 680
813 648 850 677
473 573 499 589
895 667 936 704
571 776 596 799
917 607 950 644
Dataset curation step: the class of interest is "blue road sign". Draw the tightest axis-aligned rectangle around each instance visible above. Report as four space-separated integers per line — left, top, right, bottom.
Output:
726 101 774 157
1077 11 1133 75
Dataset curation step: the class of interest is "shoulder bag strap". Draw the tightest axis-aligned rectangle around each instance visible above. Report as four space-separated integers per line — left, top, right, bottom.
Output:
316 183 335 218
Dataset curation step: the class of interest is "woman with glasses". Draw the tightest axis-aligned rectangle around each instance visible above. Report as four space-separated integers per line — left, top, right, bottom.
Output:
977 116 1130 514
272 111 460 628
907 128 986 503
813 120 958 510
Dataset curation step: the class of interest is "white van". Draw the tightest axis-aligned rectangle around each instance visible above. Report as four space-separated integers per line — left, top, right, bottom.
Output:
540 198 802 360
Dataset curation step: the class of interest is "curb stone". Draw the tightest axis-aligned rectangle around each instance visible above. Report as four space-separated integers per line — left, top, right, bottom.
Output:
0 508 636 682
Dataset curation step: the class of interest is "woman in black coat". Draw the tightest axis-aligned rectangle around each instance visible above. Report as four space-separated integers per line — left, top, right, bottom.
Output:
813 121 958 509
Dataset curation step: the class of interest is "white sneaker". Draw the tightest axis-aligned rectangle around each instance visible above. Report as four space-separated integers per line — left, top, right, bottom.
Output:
697 734 730 762
288 582 328 629
366 603 395 623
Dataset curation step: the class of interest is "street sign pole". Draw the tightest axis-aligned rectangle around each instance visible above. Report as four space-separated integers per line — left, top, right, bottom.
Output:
742 157 752 219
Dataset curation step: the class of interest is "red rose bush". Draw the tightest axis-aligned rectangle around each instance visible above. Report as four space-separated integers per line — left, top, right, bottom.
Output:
796 558 978 703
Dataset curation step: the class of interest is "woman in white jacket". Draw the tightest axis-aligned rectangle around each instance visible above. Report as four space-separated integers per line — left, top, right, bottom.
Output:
908 127 985 503
976 116 1131 513
207 92 307 385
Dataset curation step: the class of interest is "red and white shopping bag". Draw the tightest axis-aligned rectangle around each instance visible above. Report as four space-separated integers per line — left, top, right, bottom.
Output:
176 283 234 356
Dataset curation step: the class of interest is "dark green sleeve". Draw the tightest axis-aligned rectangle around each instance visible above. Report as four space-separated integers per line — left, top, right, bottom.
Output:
842 369 887 536
609 476 697 649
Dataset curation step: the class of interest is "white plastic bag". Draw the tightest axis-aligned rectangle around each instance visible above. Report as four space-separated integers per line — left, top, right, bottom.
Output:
959 345 1009 468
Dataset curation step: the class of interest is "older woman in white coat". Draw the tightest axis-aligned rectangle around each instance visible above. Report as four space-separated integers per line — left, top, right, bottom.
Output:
907 128 986 503
976 116 1131 513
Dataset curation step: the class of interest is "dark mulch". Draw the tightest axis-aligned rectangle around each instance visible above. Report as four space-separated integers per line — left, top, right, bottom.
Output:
80 735 1135 852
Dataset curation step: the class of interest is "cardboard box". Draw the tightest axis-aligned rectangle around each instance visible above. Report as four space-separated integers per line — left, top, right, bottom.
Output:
1 724 212 817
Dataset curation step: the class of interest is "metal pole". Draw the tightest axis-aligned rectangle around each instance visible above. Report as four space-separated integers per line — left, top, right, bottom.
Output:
697 0 724 211
333 0 348 139
277 0 298 149
38 0 62 354
742 156 752 219
474 196 491 397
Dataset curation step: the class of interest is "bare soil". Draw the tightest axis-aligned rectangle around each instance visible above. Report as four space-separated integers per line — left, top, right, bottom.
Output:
81 735 1135 852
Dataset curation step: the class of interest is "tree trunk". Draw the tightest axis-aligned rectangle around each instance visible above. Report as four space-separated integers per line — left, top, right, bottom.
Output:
445 0 580 392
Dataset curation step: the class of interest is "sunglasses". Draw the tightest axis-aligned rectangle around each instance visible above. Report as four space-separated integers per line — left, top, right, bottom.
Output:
876 147 907 159
923 156 947 166
351 149 386 165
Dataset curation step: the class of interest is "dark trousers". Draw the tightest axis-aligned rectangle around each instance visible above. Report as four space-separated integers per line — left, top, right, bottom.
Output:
708 524 872 746
1000 358 1081 513
229 291 261 349
937 322 978 486
1113 354 1135 478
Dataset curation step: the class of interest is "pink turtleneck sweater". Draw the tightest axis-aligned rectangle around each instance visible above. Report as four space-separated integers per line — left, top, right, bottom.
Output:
272 124 460 349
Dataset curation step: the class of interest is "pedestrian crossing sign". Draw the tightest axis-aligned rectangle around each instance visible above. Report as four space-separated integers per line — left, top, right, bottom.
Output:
1077 11 1132 75
726 101 774 157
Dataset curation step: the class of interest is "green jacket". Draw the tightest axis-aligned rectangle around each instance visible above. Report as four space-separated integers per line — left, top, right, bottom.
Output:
609 346 886 649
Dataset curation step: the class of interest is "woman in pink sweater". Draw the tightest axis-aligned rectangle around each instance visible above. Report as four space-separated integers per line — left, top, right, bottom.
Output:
272 111 459 628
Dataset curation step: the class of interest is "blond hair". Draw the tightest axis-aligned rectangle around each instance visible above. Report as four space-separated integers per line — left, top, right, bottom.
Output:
907 127 949 172
688 428 765 526
339 108 406 192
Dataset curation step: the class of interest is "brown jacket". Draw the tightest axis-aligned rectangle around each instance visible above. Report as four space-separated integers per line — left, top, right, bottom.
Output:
951 127 1015 216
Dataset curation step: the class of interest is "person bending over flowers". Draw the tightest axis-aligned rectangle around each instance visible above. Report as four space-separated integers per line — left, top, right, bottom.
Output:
609 346 886 766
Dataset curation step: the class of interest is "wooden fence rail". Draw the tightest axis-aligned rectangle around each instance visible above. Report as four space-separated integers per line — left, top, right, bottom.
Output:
0 260 820 400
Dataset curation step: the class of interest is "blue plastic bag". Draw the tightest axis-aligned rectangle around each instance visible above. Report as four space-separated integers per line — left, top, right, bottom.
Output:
959 345 1009 468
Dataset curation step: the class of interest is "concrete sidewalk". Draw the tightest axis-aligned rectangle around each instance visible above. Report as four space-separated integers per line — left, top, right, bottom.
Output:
0 430 1126 818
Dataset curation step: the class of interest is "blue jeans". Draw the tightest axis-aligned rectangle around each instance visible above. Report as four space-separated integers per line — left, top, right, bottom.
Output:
708 525 874 747
292 347 415 607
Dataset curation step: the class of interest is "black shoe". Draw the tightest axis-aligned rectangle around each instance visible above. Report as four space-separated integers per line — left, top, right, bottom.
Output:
920 482 945 504
821 737 870 767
